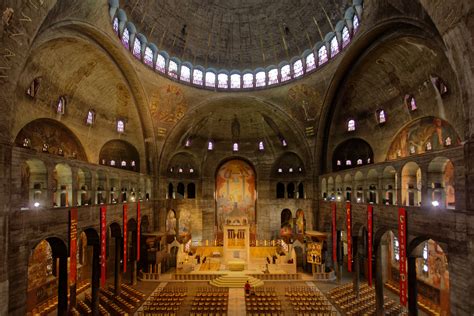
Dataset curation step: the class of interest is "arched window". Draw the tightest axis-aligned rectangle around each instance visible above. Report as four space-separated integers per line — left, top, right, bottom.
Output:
276 183 285 199
346 160 352 166
86 110 95 125
347 119 356 131
281 138 288 147
205 71 216 88
207 141 214 151
116 119 125 133
243 73 254 88
132 37 141 58
357 159 363 165
155 54 166 73
255 71 266 87
110 160 116 166
445 137 452 146
287 183 295 199
330 37 339 57
422 242 429 272
293 59 304 77
280 65 291 82
377 109 386 124
268 69 279 85
187 183 196 199
144 47 153 67
305 53 316 72
168 60 178 78
177 183 185 198
121 28 130 49
336 160 341 166
57 96 66 114
393 236 400 261
258 141 264 151
185 138 191 147
230 74 241 89
26 78 40 98
121 160 127 167
180 65 191 82
218 73 229 89
232 142 239 152
113 17 119 35
168 183 174 199
298 183 304 199
193 69 203 85
342 26 350 48
318 45 328 66
353 15 360 32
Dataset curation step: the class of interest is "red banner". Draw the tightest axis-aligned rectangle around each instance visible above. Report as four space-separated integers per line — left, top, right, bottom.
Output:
398 208 408 306
332 203 337 263
123 204 128 273
69 208 78 307
100 206 107 288
346 201 352 272
137 201 141 261
367 205 373 286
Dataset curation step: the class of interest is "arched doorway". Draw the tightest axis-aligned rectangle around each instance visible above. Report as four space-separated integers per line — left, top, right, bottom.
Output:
280 209 293 241
215 159 256 243
27 238 68 315
169 246 179 269
53 163 72 207
428 157 455 209
401 162 421 206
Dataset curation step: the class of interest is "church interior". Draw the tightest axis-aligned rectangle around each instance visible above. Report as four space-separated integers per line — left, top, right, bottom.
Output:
0 0 473 315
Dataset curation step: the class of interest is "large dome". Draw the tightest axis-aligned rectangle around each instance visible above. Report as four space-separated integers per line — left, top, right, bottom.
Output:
121 0 349 69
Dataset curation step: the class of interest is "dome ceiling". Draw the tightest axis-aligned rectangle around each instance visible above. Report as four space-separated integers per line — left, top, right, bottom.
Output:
121 0 349 69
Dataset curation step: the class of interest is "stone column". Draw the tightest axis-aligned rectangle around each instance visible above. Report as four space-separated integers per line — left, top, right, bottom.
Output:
114 236 122 295
57 255 68 316
46 163 56 208
420 166 430 208
396 168 402 206
91 243 100 316
71 167 78 207
407 256 418 316
352 236 359 297
375 244 384 316
90 171 97 205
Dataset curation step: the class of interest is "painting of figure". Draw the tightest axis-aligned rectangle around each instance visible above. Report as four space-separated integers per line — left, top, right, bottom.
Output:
179 208 191 237
387 117 460 160
295 209 305 235
216 160 256 242
166 210 177 235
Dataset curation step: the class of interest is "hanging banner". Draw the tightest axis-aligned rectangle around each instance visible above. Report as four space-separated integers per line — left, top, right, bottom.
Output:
100 206 107 287
332 203 337 263
123 204 128 273
398 208 408 306
367 205 373 287
137 201 141 261
69 208 78 307
346 201 352 272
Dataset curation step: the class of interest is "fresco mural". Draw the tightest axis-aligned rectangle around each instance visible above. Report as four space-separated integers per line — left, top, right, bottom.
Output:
387 117 460 161
15 119 87 161
295 209 305 235
280 209 292 238
178 208 191 237
287 84 321 123
216 160 256 243
149 84 188 125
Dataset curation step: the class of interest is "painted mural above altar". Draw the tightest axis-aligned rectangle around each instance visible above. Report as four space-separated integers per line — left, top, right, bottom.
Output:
216 160 256 243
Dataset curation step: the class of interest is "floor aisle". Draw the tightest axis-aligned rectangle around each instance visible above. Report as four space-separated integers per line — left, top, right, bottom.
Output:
227 288 246 316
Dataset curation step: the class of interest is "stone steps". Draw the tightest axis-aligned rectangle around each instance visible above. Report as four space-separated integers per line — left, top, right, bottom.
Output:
209 275 264 288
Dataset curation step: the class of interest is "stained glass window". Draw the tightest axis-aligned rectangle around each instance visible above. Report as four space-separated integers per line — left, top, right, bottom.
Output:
342 26 350 48
86 110 95 125
205 72 216 87
306 53 316 72
121 161 127 167
393 237 400 261
113 17 119 35
243 73 253 88
330 36 339 57
207 141 214 150
353 15 360 32
255 71 266 87
57 96 66 114
318 45 328 66
168 60 178 78
445 137 452 146
156 54 166 73
233 142 239 151
346 160 352 166
347 119 355 131
357 159 363 165
230 74 241 89
121 28 129 49
268 69 279 85
258 141 264 151
280 65 291 82
117 120 125 133
218 73 229 89
193 69 203 85
144 47 153 66
132 38 141 59
422 243 429 272
378 109 386 123
180 65 191 82
293 59 304 77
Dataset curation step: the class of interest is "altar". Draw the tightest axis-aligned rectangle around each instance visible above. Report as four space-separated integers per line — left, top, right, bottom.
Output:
223 224 250 269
